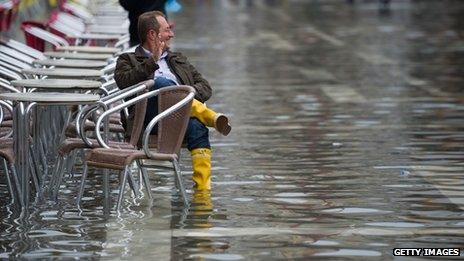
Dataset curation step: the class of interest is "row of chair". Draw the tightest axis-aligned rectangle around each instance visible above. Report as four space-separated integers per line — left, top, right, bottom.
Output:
0 0 195 211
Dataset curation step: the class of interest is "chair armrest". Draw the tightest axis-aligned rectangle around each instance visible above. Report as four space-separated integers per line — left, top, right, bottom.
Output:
77 80 153 146
94 80 160 149
0 100 13 139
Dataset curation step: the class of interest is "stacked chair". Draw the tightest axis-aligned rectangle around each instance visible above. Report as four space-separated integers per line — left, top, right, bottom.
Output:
0 0 194 212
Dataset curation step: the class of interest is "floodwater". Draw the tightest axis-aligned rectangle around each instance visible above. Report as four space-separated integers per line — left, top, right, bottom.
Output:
1 0 464 259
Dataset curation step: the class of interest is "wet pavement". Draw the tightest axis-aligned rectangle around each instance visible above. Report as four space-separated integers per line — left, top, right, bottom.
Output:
2 0 464 259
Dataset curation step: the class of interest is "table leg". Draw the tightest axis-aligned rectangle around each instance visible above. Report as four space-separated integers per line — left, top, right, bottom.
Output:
13 101 29 207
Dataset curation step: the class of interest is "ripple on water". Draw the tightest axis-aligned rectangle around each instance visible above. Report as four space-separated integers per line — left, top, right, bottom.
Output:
272 198 308 204
233 198 254 202
307 240 340 246
189 254 244 260
314 249 382 257
274 192 312 197
321 208 392 214
28 230 80 238
50 240 102 247
366 222 425 228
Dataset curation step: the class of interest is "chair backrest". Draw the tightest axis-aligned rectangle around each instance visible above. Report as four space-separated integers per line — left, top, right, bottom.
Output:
21 21 69 51
156 86 193 155
61 2 94 23
0 52 32 69
128 90 148 147
0 77 19 93
51 11 86 33
0 65 23 80
0 37 46 60
0 45 37 64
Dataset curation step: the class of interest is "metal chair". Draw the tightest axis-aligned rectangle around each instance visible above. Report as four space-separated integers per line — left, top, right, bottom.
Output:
78 85 195 210
51 80 151 199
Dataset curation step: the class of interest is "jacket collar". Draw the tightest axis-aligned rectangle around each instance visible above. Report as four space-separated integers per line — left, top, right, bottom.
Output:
167 51 186 63
134 45 147 58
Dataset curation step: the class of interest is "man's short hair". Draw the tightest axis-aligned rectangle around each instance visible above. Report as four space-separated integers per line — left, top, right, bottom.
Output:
137 11 166 44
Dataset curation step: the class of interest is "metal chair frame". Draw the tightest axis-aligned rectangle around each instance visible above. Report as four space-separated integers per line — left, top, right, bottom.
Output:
78 84 195 210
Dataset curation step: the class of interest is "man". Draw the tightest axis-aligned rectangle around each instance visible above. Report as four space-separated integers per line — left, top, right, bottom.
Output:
114 11 231 190
119 0 167 46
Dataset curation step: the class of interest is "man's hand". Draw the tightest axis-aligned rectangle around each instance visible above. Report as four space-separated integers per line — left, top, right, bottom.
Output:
152 34 165 61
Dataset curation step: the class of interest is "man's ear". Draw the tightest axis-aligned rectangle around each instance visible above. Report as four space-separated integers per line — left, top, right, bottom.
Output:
147 30 155 41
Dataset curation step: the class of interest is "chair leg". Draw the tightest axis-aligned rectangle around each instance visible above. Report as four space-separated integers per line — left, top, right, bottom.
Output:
137 160 153 200
38 139 48 177
172 159 188 207
76 163 88 206
51 155 67 201
126 168 140 198
102 169 111 215
49 155 63 192
116 165 130 211
9 163 23 207
2 159 15 204
29 150 42 200
66 149 79 180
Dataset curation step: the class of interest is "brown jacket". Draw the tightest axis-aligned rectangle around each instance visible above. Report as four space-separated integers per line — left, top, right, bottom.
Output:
114 46 212 102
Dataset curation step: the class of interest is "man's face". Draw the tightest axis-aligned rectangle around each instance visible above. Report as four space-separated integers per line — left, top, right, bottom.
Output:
156 15 174 50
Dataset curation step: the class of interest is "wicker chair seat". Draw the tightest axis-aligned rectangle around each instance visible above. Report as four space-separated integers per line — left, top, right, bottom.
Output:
86 147 177 170
2 110 12 121
0 138 13 148
0 120 12 128
0 127 12 137
58 137 135 156
0 145 14 163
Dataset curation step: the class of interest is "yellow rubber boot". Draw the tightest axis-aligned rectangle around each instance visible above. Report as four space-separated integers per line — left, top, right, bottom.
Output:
191 99 231 136
191 148 212 190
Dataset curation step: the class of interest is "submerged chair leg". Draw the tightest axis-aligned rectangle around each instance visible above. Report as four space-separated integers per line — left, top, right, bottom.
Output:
9 163 23 207
137 160 153 200
126 169 140 198
66 149 80 180
172 159 188 207
116 165 130 211
51 155 67 201
38 140 48 177
29 150 42 200
2 159 16 205
76 163 88 206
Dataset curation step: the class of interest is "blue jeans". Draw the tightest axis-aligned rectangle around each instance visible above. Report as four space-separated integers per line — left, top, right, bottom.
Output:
145 77 211 151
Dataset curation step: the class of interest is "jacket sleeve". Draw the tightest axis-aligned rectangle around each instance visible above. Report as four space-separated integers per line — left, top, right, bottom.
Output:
114 53 159 89
185 59 212 102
